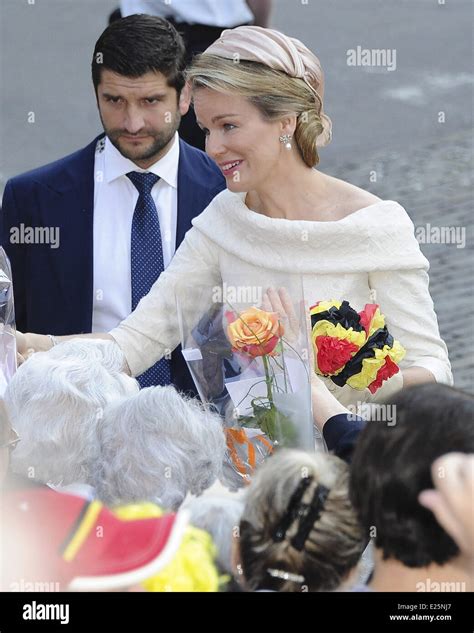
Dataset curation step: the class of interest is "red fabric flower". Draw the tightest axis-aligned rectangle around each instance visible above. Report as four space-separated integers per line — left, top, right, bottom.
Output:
368 356 400 394
316 336 359 375
358 304 379 336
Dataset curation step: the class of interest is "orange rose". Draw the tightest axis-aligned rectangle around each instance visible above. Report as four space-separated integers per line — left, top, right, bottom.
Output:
227 307 284 357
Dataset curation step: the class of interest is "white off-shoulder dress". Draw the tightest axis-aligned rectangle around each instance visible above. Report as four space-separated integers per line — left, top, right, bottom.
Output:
110 189 453 405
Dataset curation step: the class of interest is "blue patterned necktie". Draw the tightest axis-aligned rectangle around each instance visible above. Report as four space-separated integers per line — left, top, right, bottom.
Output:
126 171 172 388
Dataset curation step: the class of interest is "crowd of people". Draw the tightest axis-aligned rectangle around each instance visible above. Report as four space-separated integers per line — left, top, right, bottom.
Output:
1 340 473 592
0 4 472 595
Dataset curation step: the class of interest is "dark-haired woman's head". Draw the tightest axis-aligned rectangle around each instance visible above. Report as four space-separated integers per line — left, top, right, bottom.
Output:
350 383 474 568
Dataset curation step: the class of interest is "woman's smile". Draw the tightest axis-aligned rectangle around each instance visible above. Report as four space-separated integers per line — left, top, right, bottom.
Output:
218 159 245 177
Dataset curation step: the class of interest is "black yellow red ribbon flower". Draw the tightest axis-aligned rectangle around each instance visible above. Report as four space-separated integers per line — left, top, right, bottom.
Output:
310 300 405 393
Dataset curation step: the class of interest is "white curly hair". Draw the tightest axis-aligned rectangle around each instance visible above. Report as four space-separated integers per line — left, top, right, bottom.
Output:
94 385 226 510
5 339 139 485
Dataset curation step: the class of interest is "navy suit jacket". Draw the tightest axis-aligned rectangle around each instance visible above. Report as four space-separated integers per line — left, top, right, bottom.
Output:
0 135 226 393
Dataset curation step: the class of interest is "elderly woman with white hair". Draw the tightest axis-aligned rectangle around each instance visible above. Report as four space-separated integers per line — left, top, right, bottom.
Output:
4 340 139 487
94 385 226 510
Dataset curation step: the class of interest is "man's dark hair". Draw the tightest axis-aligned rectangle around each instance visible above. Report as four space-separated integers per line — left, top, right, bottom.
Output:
350 383 474 568
91 15 186 95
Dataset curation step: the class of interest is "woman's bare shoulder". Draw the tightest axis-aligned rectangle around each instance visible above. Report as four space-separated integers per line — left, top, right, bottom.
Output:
323 174 382 218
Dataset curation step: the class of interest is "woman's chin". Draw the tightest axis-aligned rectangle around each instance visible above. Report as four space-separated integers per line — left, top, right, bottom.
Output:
225 178 249 193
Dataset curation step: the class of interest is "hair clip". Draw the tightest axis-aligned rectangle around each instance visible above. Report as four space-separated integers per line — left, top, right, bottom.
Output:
272 476 313 542
291 484 330 552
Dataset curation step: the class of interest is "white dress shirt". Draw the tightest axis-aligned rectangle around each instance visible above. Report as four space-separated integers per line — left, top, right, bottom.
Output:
91 133 179 333
120 0 253 27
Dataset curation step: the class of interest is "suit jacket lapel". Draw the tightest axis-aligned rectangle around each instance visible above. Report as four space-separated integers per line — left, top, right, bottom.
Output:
176 139 215 248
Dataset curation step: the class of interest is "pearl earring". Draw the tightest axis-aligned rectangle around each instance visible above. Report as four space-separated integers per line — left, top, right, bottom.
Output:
279 134 292 150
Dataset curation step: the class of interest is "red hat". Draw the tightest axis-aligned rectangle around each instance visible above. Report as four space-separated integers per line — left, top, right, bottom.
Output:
1 487 188 591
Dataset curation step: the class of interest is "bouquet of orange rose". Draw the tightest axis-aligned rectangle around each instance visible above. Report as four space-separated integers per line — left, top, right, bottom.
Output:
177 284 314 486
225 306 301 444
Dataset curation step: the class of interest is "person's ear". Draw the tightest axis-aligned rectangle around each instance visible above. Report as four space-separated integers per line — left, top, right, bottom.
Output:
178 82 192 116
279 113 298 138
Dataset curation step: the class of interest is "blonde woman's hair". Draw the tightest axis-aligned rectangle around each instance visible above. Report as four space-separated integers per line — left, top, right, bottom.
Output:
238 449 365 592
186 55 325 167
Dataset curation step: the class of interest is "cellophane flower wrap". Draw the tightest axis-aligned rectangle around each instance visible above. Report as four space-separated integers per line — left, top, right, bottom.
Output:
310 299 405 393
176 281 314 488
0 248 17 395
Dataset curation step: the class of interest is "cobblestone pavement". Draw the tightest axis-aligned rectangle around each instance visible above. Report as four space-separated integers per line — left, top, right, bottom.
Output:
326 128 473 393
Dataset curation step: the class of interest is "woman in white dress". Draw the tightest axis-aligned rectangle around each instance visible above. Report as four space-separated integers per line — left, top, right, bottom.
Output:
17 26 452 405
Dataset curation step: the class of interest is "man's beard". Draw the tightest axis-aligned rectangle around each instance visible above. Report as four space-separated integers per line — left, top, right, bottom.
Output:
102 112 181 163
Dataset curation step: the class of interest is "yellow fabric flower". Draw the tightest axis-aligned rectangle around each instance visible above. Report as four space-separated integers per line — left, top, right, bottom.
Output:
309 299 342 315
346 342 406 390
142 526 221 593
384 340 406 365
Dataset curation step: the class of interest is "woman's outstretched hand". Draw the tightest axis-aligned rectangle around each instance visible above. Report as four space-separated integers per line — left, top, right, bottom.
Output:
16 331 29 366
14 330 132 376
15 331 52 366
261 287 300 343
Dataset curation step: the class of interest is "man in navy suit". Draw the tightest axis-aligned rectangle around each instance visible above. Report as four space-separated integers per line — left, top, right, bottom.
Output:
1 15 225 393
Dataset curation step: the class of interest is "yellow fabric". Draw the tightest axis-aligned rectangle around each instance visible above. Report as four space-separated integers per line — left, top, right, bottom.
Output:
113 503 164 520
142 526 222 593
62 500 103 563
312 321 366 348
309 300 341 315
346 341 406 390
